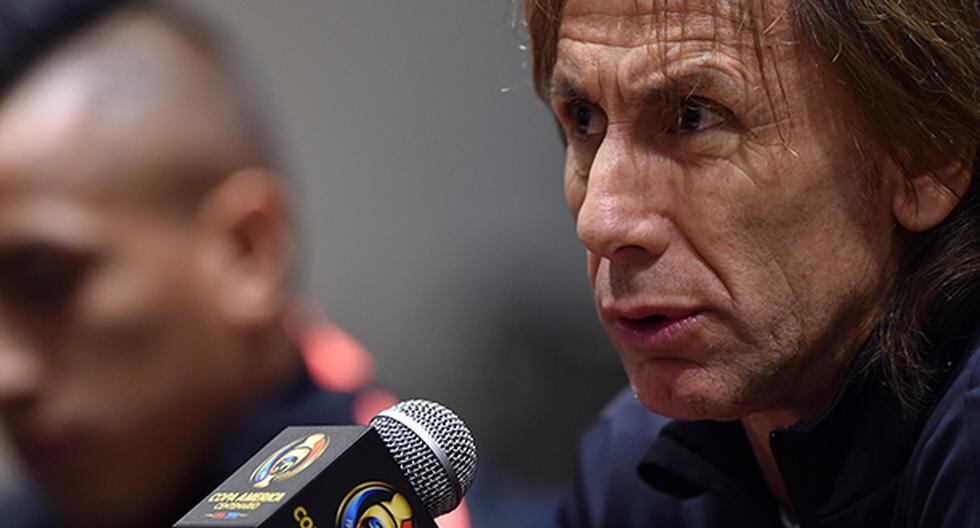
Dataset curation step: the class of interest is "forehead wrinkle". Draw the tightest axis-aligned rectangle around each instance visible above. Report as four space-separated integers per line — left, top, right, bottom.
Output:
560 0 751 49
619 47 756 105
551 39 608 101
555 0 784 105
553 37 756 113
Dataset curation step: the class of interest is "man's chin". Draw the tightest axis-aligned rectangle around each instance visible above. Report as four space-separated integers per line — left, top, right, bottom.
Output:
631 364 751 421
638 394 747 421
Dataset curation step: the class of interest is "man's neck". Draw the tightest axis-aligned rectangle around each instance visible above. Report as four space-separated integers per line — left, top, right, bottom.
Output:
742 411 800 521
740 316 877 521
740 362 851 523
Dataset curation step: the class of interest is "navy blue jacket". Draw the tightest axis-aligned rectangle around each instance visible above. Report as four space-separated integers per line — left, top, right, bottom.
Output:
558 326 980 527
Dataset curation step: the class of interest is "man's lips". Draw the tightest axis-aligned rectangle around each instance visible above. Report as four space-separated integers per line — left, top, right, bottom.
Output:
603 305 704 350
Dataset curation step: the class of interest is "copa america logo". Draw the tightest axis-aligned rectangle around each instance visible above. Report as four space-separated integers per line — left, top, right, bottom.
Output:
335 481 415 528
250 433 329 488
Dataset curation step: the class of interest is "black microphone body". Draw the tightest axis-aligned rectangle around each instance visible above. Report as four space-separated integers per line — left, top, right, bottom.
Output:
174 425 437 528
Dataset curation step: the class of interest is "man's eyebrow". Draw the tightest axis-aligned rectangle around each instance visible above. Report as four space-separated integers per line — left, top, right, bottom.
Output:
550 70 726 104
0 231 96 261
0 238 86 258
549 77 588 102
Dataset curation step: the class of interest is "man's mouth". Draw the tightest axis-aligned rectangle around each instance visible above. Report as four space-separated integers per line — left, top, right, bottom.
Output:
605 306 703 350
617 313 672 332
630 313 671 323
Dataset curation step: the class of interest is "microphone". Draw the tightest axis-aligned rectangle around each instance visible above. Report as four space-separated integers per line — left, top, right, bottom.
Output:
174 399 477 528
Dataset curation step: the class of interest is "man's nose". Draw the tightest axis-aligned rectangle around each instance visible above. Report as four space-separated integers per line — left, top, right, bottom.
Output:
575 137 670 260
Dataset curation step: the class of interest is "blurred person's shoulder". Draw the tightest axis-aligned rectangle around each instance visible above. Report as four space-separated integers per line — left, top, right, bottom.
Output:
286 310 397 425
213 315 390 470
0 482 63 527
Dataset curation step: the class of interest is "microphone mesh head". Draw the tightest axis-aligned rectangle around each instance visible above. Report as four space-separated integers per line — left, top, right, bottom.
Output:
369 399 477 517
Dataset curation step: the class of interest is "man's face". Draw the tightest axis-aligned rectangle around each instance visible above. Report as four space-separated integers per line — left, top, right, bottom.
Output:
549 0 901 420
0 55 249 523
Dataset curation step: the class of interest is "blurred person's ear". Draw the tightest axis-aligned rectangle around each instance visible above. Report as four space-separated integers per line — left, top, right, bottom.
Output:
197 168 292 329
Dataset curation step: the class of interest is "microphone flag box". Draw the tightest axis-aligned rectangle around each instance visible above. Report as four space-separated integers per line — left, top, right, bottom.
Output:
174 425 437 528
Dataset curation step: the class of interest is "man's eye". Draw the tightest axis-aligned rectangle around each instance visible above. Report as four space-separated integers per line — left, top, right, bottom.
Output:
13 264 83 307
574 104 592 135
566 100 606 139
0 245 90 310
677 99 730 133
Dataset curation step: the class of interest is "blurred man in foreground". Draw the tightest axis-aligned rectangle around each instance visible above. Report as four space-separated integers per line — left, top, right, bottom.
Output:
0 1 401 526
525 0 980 526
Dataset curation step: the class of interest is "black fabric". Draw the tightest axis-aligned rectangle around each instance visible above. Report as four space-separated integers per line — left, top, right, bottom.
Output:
0 361 359 528
557 320 980 528
641 419 766 502
767 373 925 525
